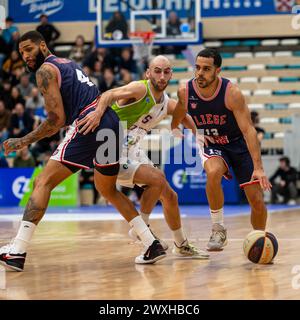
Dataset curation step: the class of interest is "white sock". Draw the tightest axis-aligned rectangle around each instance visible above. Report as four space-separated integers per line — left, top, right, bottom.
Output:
172 228 187 247
129 216 155 247
12 221 36 253
140 211 150 225
210 207 224 226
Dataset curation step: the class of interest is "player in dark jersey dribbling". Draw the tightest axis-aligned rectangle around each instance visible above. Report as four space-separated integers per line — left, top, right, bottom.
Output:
172 48 272 251
0 31 166 271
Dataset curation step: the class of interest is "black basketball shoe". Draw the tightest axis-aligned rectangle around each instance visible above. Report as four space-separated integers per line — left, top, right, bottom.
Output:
135 240 166 264
0 243 26 272
128 225 169 250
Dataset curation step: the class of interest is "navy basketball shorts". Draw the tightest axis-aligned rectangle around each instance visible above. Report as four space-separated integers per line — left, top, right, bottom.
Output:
51 106 122 176
201 137 259 189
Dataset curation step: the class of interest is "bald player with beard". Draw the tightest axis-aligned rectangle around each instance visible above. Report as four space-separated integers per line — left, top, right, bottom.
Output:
78 55 209 261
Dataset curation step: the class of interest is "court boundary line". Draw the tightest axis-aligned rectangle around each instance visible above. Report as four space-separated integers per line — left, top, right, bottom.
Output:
0 205 299 222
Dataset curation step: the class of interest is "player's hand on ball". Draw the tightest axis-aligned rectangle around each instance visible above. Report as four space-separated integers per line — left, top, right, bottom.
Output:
251 169 272 192
78 110 102 135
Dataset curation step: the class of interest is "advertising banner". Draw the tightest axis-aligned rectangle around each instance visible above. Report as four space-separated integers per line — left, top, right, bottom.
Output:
9 0 298 23
0 168 78 207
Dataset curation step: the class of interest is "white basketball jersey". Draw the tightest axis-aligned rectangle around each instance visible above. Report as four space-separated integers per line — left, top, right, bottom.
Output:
125 91 169 147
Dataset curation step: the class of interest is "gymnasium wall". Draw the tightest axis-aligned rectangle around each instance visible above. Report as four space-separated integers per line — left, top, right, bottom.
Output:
9 0 300 42
16 15 300 43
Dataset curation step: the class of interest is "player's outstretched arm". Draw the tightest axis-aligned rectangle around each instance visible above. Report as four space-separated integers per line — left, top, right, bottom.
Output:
170 84 187 132
168 97 214 146
227 84 272 191
3 64 65 156
168 98 195 132
78 81 146 135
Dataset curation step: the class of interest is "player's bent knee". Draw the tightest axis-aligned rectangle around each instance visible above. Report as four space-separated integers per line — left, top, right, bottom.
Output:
33 175 54 191
142 168 166 190
161 184 178 203
153 170 167 188
205 167 224 181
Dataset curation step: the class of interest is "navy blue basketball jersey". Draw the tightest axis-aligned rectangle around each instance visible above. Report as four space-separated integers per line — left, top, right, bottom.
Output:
43 55 99 125
186 77 242 144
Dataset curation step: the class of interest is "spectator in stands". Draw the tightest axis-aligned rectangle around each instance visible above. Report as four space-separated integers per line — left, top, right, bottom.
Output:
83 47 115 72
119 69 132 85
270 156 298 205
0 35 9 68
2 17 20 52
117 47 138 81
105 12 128 40
93 60 103 78
10 87 26 110
36 14 60 50
251 111 265 143
98 67 118 92
2 50 25 82
0 80 14 110
187 17 196 33
69 35 88 65
8 102 34 138
25 87 45 112
163 11 186 54
0 100 11 144
13 146 35 168
17 73 35 100
166 11 181 37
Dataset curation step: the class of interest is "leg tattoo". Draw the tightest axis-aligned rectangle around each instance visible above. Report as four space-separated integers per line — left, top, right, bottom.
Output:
23 198 47 225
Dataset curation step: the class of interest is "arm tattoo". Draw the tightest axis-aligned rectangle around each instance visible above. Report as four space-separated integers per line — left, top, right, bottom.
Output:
23 198 47 225
20 111 61 146
36 67 53 94
18 66 64 146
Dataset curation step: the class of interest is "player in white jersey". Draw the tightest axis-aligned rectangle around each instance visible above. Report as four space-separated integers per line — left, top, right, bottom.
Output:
78 55 209 260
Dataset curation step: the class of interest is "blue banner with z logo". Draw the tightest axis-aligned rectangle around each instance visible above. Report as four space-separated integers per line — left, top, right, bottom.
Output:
0 168 34 207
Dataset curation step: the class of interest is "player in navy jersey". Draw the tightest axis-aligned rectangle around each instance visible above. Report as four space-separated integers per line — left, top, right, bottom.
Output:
0 31 166 271
171 48 272 251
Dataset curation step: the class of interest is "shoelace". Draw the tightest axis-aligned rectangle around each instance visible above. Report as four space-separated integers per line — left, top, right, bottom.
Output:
210 230 226 243
182 243 198 254
0 239 15 254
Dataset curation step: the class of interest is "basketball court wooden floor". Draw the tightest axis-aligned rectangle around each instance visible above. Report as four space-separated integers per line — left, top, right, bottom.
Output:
0 205 300 300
